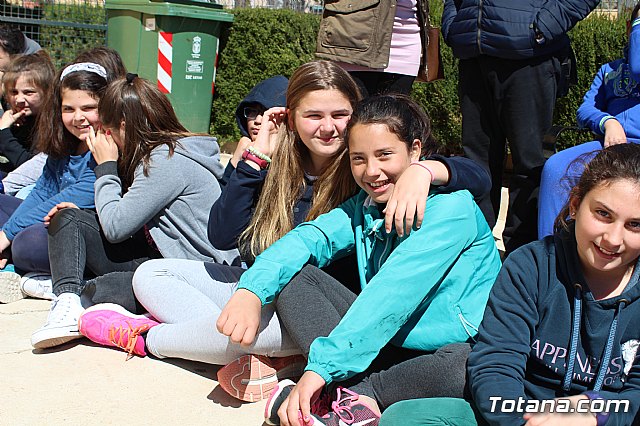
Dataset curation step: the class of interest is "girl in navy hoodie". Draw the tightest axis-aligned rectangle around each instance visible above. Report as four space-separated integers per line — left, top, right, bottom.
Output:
381 143 640 426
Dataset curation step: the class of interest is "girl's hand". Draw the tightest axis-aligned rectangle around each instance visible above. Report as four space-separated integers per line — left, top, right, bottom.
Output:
0 230 11 269
0 109 26 130
278 371 325 426
216 289 262 346
87 126 119 164
44 202 79 226
523 395 596 426
384 160 449 237
603 119 627 147
253 106 286 158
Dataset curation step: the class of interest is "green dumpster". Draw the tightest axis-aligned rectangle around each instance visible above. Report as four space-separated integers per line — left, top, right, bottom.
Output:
106 0 233 133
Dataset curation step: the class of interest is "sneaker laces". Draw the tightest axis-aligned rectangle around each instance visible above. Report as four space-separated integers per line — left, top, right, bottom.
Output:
329 387 360 424
108 321 153 361
46 296 79 326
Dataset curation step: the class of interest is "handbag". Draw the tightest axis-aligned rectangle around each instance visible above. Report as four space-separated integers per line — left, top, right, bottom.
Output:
416 27 445 83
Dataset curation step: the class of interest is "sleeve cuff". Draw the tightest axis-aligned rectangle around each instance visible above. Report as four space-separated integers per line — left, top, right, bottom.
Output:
93 161 118 179
599 115 616 133
633 17 640 27
304 363 333 385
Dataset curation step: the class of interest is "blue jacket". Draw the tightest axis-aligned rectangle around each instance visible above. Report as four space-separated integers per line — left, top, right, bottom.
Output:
239 189 501 384
468 230 640 426
442 0 599 60
3 151 96 239
577 19 640 141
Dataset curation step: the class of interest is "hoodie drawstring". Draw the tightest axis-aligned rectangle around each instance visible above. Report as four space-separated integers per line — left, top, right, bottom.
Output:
562 283 627 392
562 284 582 392
593 299 627 391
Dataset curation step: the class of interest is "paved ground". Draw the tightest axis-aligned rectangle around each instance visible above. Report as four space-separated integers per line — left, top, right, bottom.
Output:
0 149 507 424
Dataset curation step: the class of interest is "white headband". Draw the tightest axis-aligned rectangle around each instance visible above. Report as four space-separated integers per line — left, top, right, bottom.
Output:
60 62 107 81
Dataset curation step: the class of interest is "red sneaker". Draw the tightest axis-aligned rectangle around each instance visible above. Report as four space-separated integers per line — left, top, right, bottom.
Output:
217 354 306 402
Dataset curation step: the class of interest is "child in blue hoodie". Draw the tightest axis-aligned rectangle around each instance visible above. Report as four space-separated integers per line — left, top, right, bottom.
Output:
381 143 640 426
538 2 640 238
218 94 502 426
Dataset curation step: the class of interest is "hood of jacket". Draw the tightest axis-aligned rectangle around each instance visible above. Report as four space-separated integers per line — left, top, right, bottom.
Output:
172 135 225 179
235 75 288 137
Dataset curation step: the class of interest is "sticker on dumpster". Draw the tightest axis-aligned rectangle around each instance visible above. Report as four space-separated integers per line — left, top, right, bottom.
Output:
191 36 201 59
186 60 204 74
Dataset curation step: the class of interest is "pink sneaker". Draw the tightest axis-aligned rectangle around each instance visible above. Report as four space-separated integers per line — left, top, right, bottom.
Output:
78 303 159 360
217 354 306 402
311 387 380 426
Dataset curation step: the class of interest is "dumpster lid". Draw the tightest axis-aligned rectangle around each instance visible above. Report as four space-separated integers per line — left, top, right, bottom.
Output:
106 0 234 21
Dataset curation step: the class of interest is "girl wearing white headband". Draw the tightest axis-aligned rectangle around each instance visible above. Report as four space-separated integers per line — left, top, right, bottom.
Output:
0 48 125 312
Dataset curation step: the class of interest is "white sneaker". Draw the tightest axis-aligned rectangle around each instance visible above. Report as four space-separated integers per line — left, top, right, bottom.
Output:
31 293 84 349
0 269 24 303
20 273 55 300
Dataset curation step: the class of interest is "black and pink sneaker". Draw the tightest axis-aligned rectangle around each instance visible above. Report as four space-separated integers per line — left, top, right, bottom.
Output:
310 387 380 426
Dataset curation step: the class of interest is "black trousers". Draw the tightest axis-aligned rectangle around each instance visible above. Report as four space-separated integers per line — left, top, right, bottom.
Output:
276 265 470 411
458 54 561 253
48 208 154 313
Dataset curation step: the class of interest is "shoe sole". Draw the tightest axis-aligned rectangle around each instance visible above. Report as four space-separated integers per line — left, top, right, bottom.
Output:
264 379 295 425
31 329 83 349
218 354 306 403
0 272 25 303
20 273 55 300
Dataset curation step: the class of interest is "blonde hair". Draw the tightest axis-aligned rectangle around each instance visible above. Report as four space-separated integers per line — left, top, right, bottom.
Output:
239 61 361 260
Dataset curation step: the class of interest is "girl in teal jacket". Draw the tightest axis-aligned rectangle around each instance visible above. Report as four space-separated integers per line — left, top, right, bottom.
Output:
218 94 502 426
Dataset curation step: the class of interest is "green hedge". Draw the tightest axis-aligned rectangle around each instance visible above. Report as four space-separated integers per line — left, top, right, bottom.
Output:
212 7 630 154
39 3 107 68
211 8 319 145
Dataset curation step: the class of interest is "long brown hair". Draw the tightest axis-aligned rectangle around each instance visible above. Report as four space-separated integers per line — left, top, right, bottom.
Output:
35 47 126 158
239 61 362 259
555 144 640 233
98 75 193 189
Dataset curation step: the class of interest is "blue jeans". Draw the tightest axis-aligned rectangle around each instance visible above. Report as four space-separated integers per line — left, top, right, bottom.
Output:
0 193 49 273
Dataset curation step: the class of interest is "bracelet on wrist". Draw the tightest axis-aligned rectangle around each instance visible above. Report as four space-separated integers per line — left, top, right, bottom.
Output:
242 149 269 169
410 161 435 183
247 146 272 163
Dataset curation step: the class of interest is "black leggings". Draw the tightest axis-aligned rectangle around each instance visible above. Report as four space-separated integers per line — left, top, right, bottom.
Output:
275 265 470 411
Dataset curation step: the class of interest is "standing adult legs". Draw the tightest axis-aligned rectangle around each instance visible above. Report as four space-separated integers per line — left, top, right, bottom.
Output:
458 58 506 229
348 71 416 97
500 55 560 253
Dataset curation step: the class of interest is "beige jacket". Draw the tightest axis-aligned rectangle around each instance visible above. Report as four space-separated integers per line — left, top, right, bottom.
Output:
315 0 431 75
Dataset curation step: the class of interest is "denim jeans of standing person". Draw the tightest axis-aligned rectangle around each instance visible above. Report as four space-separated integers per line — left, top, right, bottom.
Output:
459 54 562 254
47 207 155 313
0 193 49 273
275 265 471 411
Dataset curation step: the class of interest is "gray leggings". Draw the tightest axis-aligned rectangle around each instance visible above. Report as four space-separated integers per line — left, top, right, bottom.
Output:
132 258 301 365
276 265 471 411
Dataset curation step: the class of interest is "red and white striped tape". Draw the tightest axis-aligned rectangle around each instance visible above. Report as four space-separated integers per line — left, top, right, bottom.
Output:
158 32 173 94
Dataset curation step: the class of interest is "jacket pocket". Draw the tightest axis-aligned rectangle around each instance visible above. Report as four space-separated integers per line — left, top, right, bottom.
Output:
454 304 479 341
319 0 381 51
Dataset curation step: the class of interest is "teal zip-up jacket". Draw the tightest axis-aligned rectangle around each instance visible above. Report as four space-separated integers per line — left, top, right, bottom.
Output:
238 189 502 384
